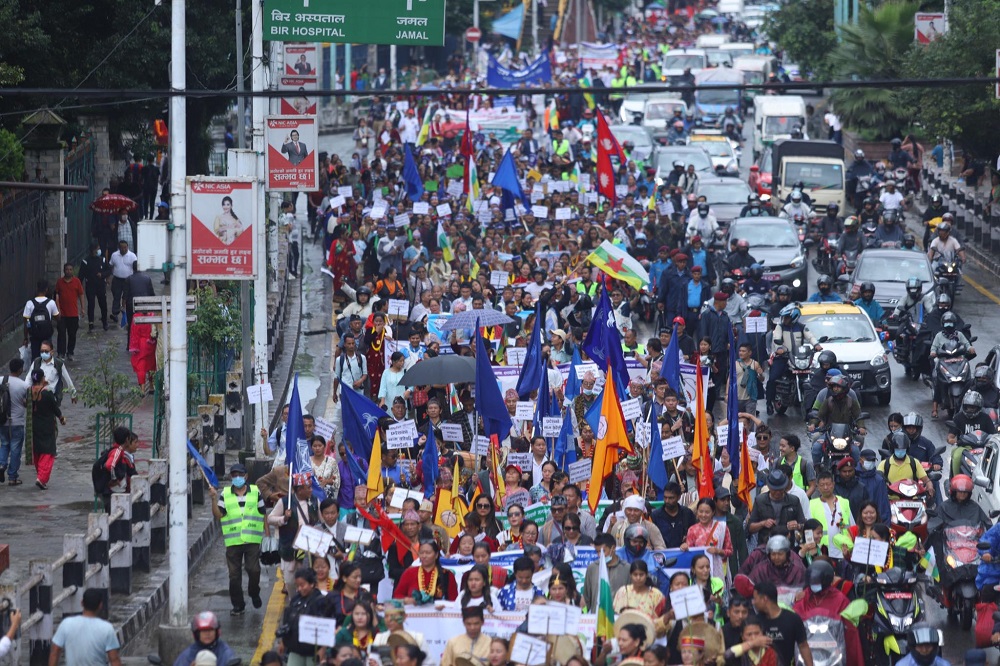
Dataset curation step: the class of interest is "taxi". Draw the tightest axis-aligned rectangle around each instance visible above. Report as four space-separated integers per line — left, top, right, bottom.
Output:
798 302 892 405
688 131 740 174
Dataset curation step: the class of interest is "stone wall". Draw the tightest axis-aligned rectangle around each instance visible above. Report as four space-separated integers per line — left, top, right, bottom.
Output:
79 115 114 190
24 147 67 278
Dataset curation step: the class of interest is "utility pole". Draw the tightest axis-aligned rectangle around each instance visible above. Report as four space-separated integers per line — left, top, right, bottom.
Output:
251 0 269 442
235 0 254 452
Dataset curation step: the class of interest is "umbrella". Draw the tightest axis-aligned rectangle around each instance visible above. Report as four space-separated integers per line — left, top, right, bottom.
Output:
438 309 513 332
711 15 730 24
696 8 719 18
399 355 476 386
89 193 138 214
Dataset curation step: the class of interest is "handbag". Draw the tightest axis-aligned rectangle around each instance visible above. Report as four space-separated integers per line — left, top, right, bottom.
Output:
260 532 281 566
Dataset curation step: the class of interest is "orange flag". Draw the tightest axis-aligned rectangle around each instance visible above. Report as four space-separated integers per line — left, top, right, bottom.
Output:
690 356 715 499
588 363 634 513
737 424 756 509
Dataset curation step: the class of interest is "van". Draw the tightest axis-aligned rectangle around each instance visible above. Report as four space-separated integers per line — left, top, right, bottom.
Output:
693 68 744 128
695 34 730 49
720 42 755 60
733 55 777 107
771 140 847 214
640 93 688 130
661 48 707 84
717 0 743 14
752 95 807 161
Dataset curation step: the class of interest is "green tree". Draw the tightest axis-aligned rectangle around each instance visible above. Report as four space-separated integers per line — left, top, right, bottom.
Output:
827 1 919 139
764 0 837 80
0 128 24 181
901 0 1000 158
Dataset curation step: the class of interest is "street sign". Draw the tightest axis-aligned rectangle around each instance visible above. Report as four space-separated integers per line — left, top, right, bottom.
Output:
465 26 482 43
264 0 446 46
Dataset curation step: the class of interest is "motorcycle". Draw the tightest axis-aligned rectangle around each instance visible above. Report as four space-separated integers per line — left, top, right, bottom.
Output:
810 415 867 470
796 612 846 666
932 256 963 302
946 421 991 478
836 249 860 280
931 340 977 419
861 219 879 246
887 476 935 540
813 233 839 274
772 343 816 416
893 167 911 196
857 567 926 666
926 521 983 631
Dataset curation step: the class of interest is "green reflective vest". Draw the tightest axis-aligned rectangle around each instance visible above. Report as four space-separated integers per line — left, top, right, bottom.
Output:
221 485 265 547
780 454 808 491
809 496 852 552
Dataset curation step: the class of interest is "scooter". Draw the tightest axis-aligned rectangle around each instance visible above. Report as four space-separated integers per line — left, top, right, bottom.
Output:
888 311 924 380
887 475 935 540
931 340 977 419
926 519 983 631
796 612 846 666
946 422 991 478
863 568 927 666
772 343 816 416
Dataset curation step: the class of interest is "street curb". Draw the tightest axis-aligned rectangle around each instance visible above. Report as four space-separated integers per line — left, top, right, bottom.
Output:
267 270 304 432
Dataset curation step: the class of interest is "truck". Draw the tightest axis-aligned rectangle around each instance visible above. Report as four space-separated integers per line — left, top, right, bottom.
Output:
770 139 847 214
752 94 806 161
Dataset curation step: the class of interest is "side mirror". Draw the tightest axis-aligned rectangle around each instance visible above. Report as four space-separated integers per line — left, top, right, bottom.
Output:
975 475 991 489
858 412 870 421
928 471 942 483
148 657 163 666
991 511 1000 520
803 238 815 247
946 420 957 430
837 274 851 283
935 445 947 456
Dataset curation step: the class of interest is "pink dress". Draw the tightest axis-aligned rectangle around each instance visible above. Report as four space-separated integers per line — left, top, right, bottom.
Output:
686 520 733 579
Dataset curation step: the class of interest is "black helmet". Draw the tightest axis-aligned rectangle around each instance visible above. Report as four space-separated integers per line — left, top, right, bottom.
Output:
807 560 835 590
817 274 833 290
942 311 958 330
903 233 916 248
905 277 922 297
908 623 942 665
975 365 992 386
938 221 952 233
828 375 848 395
963 390 984 418
936 293 952 309
863 197 876 208
827 203 840 214
721 277 737 294
890 430 909 452
890 137 902 147
776 284 793 299
860 281 875 297
749 263 764 280
357 286 373 297
817 350 837 367
883 209 898 225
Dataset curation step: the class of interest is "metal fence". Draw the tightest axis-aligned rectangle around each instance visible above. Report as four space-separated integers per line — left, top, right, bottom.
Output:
922 165 1000 266
0 191 48 342
64 140 98 267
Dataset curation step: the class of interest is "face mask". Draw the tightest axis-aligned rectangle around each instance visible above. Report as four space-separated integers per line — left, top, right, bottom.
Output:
40 352 52 361
861 460 876 471
893 448 907 460
96 249 102 257
604 555 613 564
584 388 596 396
232 476 247 488
810 584 823 594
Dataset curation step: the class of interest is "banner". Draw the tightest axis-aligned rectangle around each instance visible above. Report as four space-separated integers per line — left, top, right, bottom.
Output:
914 13 946 43
265 115 319 191
487 52 553 88
283 43 318 78
187 177 257 279
279 77 317 115
579 42 619 70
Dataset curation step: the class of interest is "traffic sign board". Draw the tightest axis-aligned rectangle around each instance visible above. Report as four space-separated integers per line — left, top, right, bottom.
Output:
465 26 482 42
264 0 446 46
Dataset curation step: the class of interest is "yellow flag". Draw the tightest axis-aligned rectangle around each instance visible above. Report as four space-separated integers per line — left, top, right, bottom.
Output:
366 430 385 503
588 365 633 513
436 458 466 538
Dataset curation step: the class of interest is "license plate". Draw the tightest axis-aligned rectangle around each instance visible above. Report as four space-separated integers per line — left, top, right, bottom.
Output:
848 372 865 381
884 591 912 600
895 501 924 509
764 273 781 281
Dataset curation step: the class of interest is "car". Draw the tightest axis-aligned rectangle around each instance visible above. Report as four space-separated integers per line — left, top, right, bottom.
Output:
695 177 752 226
725 216 808 297
653 145 714 179
661 48 707 84
640 95 688 131
619 83 670 126
609 125 655 162
798 302 892 405
848 248 935 317
705 50 734 68
754 144 773 195
689 132 740 173
970 434 1000 515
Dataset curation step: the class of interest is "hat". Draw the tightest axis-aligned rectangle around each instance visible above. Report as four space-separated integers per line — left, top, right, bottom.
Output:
715 486 732 500
622 495 646 512
419 499 434 513
674 253 689 261
157 201 169 208
349 314 363 322
658 245 669 254
860 448 877 460
691 235 702 243
230 463 248 476
194 651 217 666
402 510 421 524
672 316 686 326
765 469 791 491
550 328 567 339
713 291 730 301
690 265 703 274
505 463 522 475
680 635 706 651
387 631 419 648
504 388 519 401
669 248 680 257
837 457 855 470
613 610 656 649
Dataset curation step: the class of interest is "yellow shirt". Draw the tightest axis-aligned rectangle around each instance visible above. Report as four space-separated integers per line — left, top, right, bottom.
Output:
879 455 928 484
440 633 491 666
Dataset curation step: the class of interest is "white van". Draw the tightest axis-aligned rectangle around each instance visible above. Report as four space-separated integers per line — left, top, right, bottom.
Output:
720 42 755 60
752 95 807 161
717 0 744 14
733 54 777 107
696 34 730 49
661 48 707 84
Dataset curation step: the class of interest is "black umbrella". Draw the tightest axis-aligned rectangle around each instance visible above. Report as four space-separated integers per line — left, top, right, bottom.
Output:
399 355 476 386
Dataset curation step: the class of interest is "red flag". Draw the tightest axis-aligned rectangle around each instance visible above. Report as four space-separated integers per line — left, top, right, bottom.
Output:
690 356 715 499
595 108 623 207
460 106 474 159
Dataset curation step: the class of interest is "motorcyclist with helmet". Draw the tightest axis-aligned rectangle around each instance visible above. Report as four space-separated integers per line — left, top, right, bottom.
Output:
719 277 749 324
746 534 806 587
726 239 757 273
781 190 813 220
929 313 975 419
973 365 1000 408
722 107 742 141
854 282 886 325
834 216 865 266
927 220 966 267
892 277 934 322
782 180 815 207
935 474 990 530
739 194 767 218
807 274 843 303
858 197 881 228
846 149 875 209
767 285 794 328
900 412 944 474
888 137 915 170
617 523 672 597
902 233 919 251
766 305 818 415
879 430 934 499
801 350 839 420
173 612 238 666
794 561 866 666
686 202 718 241
742 264 771 297
816 203 842 237
897 624 950 666
946 390 997 448
922 194 948 247
872 208 906 246
816 375 862 430
923 292 966 338
666 119 689 145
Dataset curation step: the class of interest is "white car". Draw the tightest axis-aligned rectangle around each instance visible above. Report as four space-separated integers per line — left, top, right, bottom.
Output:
689 133 740 171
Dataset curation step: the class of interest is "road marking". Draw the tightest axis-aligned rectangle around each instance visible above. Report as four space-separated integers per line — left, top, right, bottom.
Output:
964 274 1000 306
251 574 285 664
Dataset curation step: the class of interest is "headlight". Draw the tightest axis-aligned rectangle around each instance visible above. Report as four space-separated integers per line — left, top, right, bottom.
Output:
792 278 802 288
790 255 804 268
871 353 888 367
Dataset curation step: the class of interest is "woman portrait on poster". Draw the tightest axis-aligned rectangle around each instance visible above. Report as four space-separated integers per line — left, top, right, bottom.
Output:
213 196 244 245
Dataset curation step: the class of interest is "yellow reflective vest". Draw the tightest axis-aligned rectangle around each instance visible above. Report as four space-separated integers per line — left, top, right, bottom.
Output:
221 485 265 547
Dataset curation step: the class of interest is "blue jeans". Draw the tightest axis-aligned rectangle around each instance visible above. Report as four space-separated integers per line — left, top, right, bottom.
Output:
0 425 25 480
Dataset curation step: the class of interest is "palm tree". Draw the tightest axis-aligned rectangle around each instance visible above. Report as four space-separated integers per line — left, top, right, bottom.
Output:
828 1 919 138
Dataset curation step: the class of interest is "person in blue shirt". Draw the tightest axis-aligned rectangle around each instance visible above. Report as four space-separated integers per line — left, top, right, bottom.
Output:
977 520 1000 592
381 446 412 486
806 275 843 303
650 246 672 293
854 282 886 325
682 235 713 281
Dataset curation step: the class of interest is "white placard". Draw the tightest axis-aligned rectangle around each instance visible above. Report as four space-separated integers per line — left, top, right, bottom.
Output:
413 201 430 215
447 181 464 198
542 417 562 438
636 422 652 449
342 525 375 545
658 202 671 216
394 213 410 228
851 537 890 566
620 398 642 421
440 423 464 443
246 382 274 405
745 316 768 334
716 423 745 446
337 186 353 199
396 101 410 111
387 423 415 450
490 270 510 288
568 458 592 484
579 174 591 189
260 383 273 402
532 205 549 219
388 299 410 318
510 633 549 666
475 435 491 456
313 417 336 442
506 347 527 366
436 203 453 217
528 604 566 635
669 585 708 620
507 452 532 470
515 402 536 420
298 615 338 647
555 207 572 220
370 204 387 220
373 188 384 202
661 435 686 461
530 190 545 203
390 487 426 509
615 184 628 197
329 195 346 209
293 524 334 558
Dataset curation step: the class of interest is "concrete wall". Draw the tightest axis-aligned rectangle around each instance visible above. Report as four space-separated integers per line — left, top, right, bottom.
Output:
24 147 67 279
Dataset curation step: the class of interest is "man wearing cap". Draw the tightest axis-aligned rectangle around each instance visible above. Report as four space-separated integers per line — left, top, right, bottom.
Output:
747 469 806 543
268 471 320 595
698 293 733 383
549 328 573 364
686 265 711 329
834 457 869 523
209 464 267 615
657 251 691 325
609 495 667 550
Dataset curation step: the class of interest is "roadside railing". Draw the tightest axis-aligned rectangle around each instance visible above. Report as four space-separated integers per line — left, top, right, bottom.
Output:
922 164 1000 270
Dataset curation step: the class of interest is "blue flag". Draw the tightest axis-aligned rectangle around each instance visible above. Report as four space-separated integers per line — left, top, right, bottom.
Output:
403 144 425 201
344 443 368 485
422 421 440 498
564 346 583 401
553 408 577 472
663 323 682 393
474 320 514 440
726 326 741 481
647 417 667 500
490 149 528 211
285 375 310 475
582 284 629 395
186 440 219 488
342 385 389 461
533 361 558 439
515 303 545 399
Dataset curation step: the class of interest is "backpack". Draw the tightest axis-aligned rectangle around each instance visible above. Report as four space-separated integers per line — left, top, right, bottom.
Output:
0 375 10 425
92 448 114 495
29 298 53 340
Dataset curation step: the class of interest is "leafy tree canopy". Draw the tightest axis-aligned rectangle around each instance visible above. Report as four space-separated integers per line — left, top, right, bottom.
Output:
764 0 837 80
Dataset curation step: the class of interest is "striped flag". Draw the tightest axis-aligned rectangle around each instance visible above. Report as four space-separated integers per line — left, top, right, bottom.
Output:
437 220 454 262
465 157 481 213
596 552 615 638
690 357 715 499
416 103 435 146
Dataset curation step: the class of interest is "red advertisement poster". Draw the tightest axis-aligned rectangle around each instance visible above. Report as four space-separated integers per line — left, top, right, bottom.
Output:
187 178 257 279
265 116 318 191
279 77 317 115
283 43 318 78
